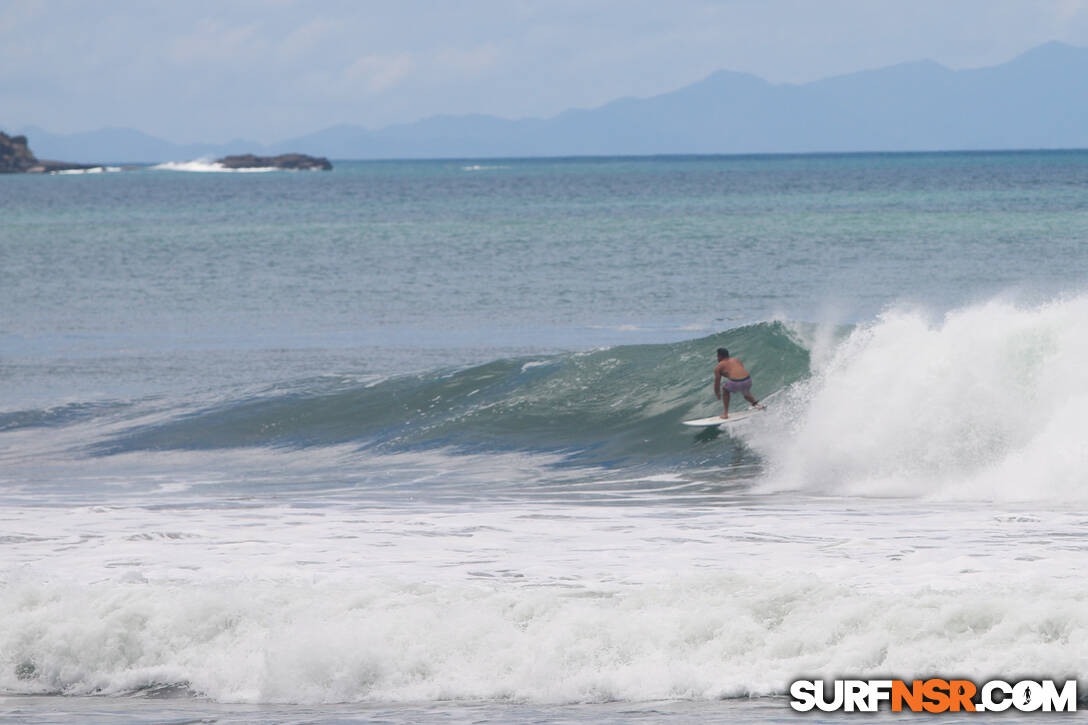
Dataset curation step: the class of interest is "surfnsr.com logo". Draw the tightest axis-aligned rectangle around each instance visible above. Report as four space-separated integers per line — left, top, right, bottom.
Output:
789 679 1077 713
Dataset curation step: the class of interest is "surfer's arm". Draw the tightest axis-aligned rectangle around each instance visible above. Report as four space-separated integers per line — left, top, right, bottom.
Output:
713 367 722 399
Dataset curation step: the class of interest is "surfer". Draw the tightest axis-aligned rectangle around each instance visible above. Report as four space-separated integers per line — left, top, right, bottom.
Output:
714 348 762 419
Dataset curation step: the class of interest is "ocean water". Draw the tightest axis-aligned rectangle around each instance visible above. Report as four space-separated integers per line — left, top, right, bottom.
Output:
3 152 1088 723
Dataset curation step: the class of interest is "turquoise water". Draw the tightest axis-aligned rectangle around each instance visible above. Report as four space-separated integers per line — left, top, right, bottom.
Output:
3 152 1088 722
5 154 1087 368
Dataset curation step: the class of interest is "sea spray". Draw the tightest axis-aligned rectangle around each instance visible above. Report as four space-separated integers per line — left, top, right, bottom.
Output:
749 295 1088 500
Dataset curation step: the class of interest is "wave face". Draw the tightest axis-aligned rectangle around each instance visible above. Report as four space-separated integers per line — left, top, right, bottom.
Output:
751 295 1088 500
8 295 1088 502
88 322 809 473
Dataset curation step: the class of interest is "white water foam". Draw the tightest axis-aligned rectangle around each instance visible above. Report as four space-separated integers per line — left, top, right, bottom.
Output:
52 167 121 175
2 500 1086 703
749 295 1088 501
520 360 554 372
153 160 278 173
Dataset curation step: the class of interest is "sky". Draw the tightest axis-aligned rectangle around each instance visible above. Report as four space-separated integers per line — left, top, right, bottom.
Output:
4 0 1088 144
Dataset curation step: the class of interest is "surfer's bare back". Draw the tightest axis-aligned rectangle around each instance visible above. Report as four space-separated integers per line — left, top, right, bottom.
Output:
713 347 762 419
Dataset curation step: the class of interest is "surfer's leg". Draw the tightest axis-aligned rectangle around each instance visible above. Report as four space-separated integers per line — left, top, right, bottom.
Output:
739 379 759 407
720 390 730 418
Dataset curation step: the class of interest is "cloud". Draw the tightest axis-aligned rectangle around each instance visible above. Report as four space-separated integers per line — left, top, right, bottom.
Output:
435 44 500 75
1056 0 1088 21
0 0 45 34
168 19 261 65
280 17 337 58
335 45 496 97
343 53 417 93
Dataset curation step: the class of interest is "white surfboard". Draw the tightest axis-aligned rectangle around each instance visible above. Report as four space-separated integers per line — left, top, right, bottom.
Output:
682 407 764 427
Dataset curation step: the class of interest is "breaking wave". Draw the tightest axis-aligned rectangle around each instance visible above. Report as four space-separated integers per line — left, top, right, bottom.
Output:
751 294 1088 501
153 160 279 173
6 294 1088 500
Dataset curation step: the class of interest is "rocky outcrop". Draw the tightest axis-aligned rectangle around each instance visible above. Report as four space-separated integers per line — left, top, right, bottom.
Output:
216 153 333 171
29 159 105 173
0 132 38 172
0 131 105 173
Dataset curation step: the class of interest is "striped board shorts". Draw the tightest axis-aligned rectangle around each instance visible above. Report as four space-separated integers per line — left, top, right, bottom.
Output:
722 375 751 393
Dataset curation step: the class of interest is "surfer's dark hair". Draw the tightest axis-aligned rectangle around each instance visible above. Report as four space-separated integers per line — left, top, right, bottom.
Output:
717 348 728 358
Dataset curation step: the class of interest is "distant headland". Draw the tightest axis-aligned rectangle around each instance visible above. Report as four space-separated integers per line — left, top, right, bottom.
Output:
1 131 332 173
216 153 332 171
0 131 106 173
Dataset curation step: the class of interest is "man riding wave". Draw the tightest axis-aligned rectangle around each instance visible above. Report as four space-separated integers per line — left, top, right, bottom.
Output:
713 347 763 419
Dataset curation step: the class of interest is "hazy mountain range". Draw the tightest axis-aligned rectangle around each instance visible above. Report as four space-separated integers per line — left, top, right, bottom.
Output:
18 41 1088 163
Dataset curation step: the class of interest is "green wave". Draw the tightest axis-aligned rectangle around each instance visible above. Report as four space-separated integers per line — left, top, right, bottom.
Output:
97 322 813 469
